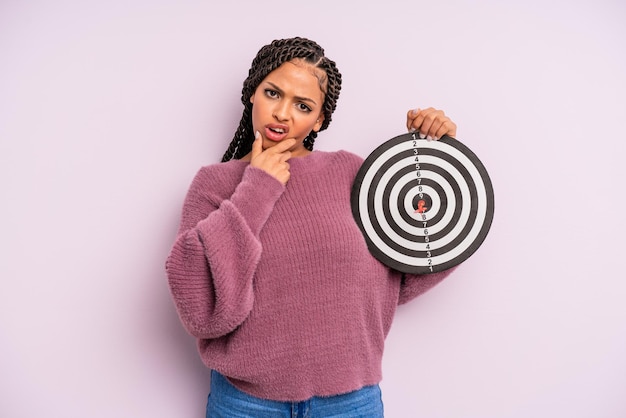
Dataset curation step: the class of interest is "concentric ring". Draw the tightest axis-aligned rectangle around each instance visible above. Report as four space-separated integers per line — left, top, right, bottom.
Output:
351 133 495 274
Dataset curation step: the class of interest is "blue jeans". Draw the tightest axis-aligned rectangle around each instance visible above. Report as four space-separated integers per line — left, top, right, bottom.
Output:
206 370 384 417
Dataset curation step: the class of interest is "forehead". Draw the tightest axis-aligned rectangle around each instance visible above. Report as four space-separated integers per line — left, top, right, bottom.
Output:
262 60 327 97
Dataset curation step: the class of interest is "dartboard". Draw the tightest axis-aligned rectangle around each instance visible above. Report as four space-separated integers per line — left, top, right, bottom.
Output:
351 133 495 274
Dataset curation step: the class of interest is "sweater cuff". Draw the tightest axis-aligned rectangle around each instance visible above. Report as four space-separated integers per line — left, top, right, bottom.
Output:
227 165 285 236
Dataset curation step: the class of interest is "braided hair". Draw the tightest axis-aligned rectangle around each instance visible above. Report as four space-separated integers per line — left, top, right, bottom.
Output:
221 37 342 162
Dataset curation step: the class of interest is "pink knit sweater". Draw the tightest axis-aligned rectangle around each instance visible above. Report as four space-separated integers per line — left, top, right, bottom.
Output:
166 150 456 401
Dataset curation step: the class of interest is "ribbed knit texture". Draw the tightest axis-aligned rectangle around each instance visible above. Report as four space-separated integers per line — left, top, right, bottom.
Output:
165 150 457 401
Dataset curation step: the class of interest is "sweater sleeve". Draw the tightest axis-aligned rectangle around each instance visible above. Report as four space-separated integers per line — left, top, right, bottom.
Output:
397 265 459 305
165 165 285 339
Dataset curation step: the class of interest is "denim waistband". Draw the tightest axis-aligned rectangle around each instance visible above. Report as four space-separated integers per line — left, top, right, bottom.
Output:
206 370 384 418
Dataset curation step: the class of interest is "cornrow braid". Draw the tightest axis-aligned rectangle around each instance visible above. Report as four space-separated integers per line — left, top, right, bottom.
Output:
221 37 342 162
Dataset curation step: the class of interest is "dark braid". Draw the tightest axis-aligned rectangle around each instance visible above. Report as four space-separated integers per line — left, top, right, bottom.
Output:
221 37 342 162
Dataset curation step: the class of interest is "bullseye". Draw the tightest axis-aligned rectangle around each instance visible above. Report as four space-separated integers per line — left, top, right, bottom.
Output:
413 196 430 214
351 133 495 274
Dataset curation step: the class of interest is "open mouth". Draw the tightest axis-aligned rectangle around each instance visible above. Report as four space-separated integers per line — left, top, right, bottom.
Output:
265 125 289 142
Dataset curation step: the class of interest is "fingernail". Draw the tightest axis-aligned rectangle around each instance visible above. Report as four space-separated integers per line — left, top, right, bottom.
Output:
426 135 433 141
409 127 416 133
419 133 426 139
255 131 261 139
433 136 440 141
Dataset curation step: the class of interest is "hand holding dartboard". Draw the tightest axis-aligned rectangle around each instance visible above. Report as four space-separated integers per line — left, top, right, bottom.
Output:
351 133 495 274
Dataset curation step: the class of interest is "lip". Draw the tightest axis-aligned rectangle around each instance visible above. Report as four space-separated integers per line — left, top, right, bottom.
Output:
264 124 290 142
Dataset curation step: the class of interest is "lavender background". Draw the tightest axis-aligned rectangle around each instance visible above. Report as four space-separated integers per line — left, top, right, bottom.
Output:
2 1 625 417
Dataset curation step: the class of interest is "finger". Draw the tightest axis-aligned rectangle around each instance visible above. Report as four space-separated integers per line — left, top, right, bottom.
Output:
409 111 427 138
278 170 291 185
273 161 291 185
434 120 456 139
267 137 297 155
410 108 440 139
425 118 443 140
279 151 292 163
422 108 452 139
251 131 263 159
418 108 436 138
406 108 420 132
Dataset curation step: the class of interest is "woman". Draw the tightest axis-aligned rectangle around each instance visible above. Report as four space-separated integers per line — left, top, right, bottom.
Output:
166 36 458 417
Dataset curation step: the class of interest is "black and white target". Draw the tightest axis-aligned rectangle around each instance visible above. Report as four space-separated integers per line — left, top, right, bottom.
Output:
351 133 495 274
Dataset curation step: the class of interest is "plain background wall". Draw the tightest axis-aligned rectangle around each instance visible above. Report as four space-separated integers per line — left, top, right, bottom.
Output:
1 0 625 417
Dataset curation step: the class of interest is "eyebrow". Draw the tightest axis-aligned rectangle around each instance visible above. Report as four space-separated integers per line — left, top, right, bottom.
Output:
265 81 318 106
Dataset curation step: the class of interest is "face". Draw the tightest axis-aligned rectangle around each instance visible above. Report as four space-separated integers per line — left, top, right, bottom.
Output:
249 60 326 157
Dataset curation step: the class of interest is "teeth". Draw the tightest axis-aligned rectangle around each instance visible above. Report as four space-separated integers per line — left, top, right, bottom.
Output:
271 127 285 133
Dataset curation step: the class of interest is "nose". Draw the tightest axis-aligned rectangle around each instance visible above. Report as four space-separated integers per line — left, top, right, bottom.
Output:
272 100 290 122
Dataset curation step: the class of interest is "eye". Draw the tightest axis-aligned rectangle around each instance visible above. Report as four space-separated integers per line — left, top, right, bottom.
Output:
264 89 279 99
297 103 312 113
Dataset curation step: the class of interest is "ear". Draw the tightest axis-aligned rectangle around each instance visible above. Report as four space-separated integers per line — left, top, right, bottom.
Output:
313 113 325 132
249 93 255 104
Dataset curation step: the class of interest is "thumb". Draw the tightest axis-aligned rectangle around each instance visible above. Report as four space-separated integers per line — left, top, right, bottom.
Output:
251 131 262 159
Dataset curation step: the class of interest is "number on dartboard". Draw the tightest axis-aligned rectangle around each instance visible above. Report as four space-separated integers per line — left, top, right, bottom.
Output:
411 134 433 272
